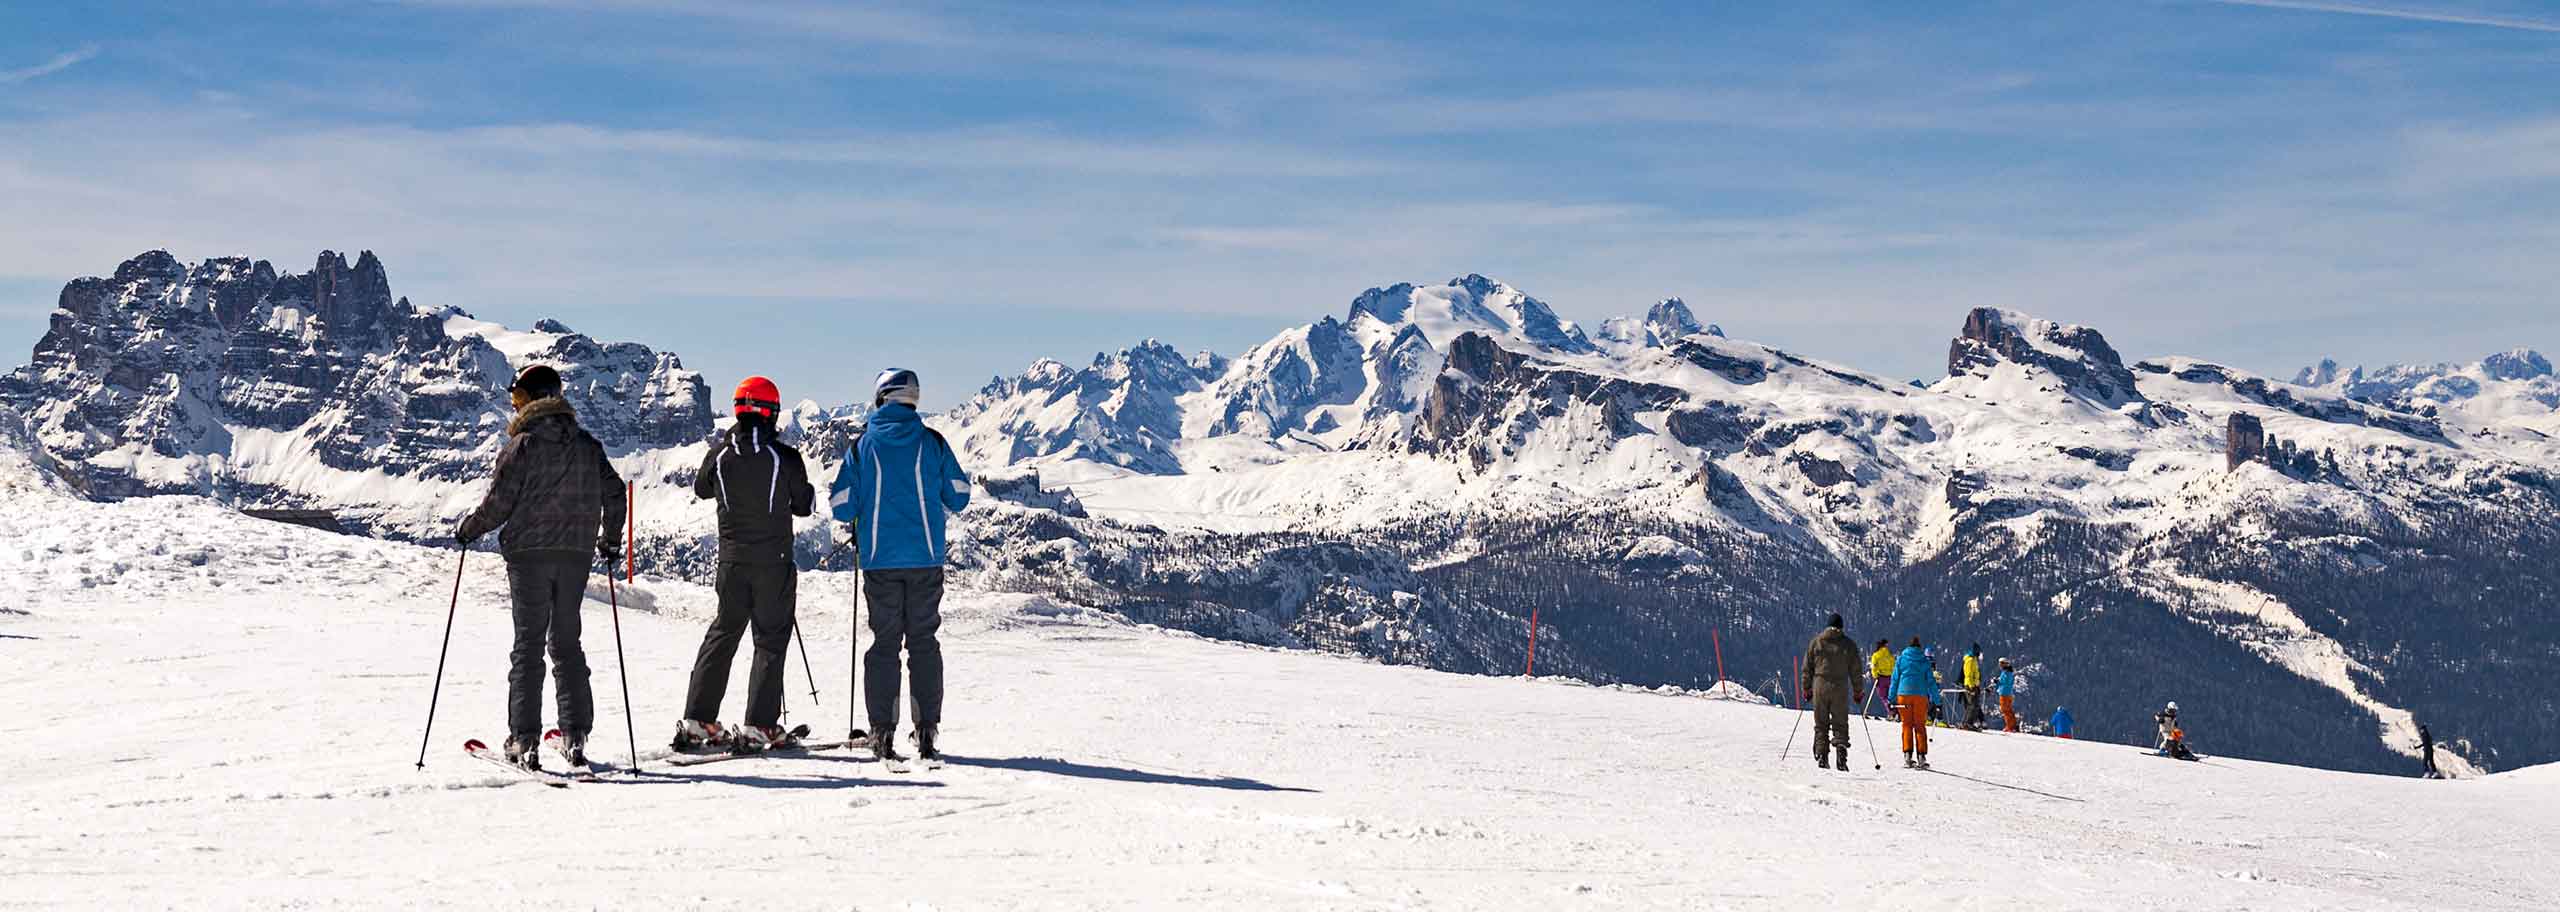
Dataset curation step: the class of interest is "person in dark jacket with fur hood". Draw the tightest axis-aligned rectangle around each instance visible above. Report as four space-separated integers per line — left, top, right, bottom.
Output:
455 365 628 770
672 376 816 752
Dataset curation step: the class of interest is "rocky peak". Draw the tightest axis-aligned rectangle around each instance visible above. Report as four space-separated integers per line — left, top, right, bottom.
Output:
2483 349 2553 382
112 250 187 284
1644 298 1703 343
1349 283 1417 325
1947 307 2145 408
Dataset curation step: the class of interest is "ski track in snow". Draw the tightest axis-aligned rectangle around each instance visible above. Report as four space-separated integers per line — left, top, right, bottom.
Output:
2 496 2555 909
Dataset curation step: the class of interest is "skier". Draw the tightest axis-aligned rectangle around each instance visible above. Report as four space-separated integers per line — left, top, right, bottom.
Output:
1798 614 1866 771
2050 705 2074 739
1892 637 1935 769
829 368 971 769
2154 702 2196 760
1960 644 1985 731
674 377 817 752
2420 724 2439 779
1995 657 2019 732
453 364 627 770
1867 639 1895 720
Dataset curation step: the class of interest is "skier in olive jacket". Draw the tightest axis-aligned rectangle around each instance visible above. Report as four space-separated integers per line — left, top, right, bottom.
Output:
454 364 627 769
1799 614 1867 771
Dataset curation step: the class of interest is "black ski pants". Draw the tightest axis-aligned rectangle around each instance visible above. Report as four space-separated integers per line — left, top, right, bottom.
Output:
506 555 594 742
862 567 945 736
683 561 797 728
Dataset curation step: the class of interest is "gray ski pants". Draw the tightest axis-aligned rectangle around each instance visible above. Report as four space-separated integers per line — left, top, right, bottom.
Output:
862 567 945 736
683 562 797 727
1811 685 1851 761
506 555 594 741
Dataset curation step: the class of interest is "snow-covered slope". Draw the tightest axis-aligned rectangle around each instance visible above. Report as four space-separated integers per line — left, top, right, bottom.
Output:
6 253 2552 779
1 486 2552 909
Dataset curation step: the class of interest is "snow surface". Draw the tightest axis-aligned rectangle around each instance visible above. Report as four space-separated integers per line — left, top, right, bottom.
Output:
3 490 2554 908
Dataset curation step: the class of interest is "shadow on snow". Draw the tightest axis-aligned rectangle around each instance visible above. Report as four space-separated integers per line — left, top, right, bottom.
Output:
948 755 1318 793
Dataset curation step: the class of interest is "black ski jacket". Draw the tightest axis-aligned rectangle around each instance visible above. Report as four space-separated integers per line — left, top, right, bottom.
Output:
696 416 815 565
456 396 627 560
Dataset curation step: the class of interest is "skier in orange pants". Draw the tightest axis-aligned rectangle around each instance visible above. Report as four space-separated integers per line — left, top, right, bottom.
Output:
1996 658 2019 732
1890 636 1934 769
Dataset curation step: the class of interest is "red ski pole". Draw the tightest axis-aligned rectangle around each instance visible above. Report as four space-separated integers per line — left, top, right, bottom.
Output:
1524 605 1540 678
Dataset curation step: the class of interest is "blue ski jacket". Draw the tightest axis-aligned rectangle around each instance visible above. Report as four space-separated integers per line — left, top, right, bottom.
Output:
828 404 971 570
2050 707 2074 736
1892 646 1935 697
1996 669 2017 697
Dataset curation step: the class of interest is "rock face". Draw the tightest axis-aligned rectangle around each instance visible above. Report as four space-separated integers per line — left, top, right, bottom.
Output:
1947 307 2146 408
2227 413 2266 470
0 249 712 500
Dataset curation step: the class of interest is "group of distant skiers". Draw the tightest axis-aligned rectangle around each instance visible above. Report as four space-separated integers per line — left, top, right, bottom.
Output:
454 364 968 772
1798 616 2191 771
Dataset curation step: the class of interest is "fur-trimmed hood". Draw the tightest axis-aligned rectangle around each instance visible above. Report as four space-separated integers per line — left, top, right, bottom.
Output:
507 395 577 437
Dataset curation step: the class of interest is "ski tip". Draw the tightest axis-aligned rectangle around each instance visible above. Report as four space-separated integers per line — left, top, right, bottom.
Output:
462 739 487 752
544 728 562 741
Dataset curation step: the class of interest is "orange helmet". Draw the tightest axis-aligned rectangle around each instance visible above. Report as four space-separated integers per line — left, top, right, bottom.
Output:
734 376 781 418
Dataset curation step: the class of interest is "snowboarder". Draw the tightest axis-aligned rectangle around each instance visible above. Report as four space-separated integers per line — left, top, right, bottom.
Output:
2420 724 2439 779
674 377 817 752
1867 639 1895 720
2155 702 2196 760
1798 614 1866 771
1995 658 2018 732
1893 637 1935 769
1960 644 1985 731
2050 705 2074 739
453 364 628 770
829 368 971 768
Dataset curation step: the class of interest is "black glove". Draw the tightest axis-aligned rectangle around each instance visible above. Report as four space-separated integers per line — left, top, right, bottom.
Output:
456 527 481 548
598 543 622 566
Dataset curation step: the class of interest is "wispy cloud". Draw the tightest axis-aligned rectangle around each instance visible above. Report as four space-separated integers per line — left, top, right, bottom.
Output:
0 45 99 85
2198 0 2560 33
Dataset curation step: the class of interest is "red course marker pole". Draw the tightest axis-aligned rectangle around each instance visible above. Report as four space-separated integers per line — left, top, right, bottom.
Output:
1524 605 1540 678
1712 628 1726 685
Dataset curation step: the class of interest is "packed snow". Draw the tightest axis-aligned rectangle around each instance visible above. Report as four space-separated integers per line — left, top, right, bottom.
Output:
2 489 2552 909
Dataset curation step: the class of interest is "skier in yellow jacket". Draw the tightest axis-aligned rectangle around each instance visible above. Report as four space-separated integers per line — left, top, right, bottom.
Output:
1868 640 1896 719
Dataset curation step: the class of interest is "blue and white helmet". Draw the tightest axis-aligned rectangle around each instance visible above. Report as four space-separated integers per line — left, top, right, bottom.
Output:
874 368 921 407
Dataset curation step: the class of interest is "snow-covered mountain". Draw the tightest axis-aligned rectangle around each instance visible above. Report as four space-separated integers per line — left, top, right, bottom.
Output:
5 252 2552 778
2295 350 2560 439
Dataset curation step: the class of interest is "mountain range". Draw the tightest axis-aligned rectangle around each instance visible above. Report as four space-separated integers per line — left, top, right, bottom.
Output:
5 249 2554 775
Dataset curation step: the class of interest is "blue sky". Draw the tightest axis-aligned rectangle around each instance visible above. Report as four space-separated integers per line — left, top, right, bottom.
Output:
3 1 2557 408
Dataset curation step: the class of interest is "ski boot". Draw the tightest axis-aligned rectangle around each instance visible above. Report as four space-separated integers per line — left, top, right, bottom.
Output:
503 734 543 771
671 719 733 751
1817 754 1831 770
914 726 943 769
1835 750 1850 772
738 723 800 753
870 729 911 771
1902 750 1915 769
1912 753 1931 771
545 729 590 767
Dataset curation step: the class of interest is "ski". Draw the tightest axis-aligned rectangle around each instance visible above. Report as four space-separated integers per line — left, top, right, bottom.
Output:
543 729 604 782
661 724 826 767
462 738 572 789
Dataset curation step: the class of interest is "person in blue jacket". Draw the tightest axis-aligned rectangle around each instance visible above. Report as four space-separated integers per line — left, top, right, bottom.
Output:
829 368 971 767
1892 637 1935 769
1995 658 2020 732
2050 705 2075 739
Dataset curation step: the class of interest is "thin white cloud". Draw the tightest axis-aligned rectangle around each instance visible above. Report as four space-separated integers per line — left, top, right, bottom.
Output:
2198 0 2560 33
0 45 100 85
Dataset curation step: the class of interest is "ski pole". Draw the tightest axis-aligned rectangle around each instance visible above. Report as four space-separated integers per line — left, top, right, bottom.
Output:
414 548 468 770
792 621 820 707
1780 703 1808 762
607 569 641 774
1858 682 1884 770
844 532 864 743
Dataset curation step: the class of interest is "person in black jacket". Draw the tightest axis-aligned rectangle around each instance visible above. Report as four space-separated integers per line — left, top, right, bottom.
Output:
674 376 817 751
455 364 628 769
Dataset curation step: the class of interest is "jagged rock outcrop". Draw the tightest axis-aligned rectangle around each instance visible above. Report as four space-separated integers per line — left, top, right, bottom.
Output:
1947 307 2146 408
0 249 712 498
